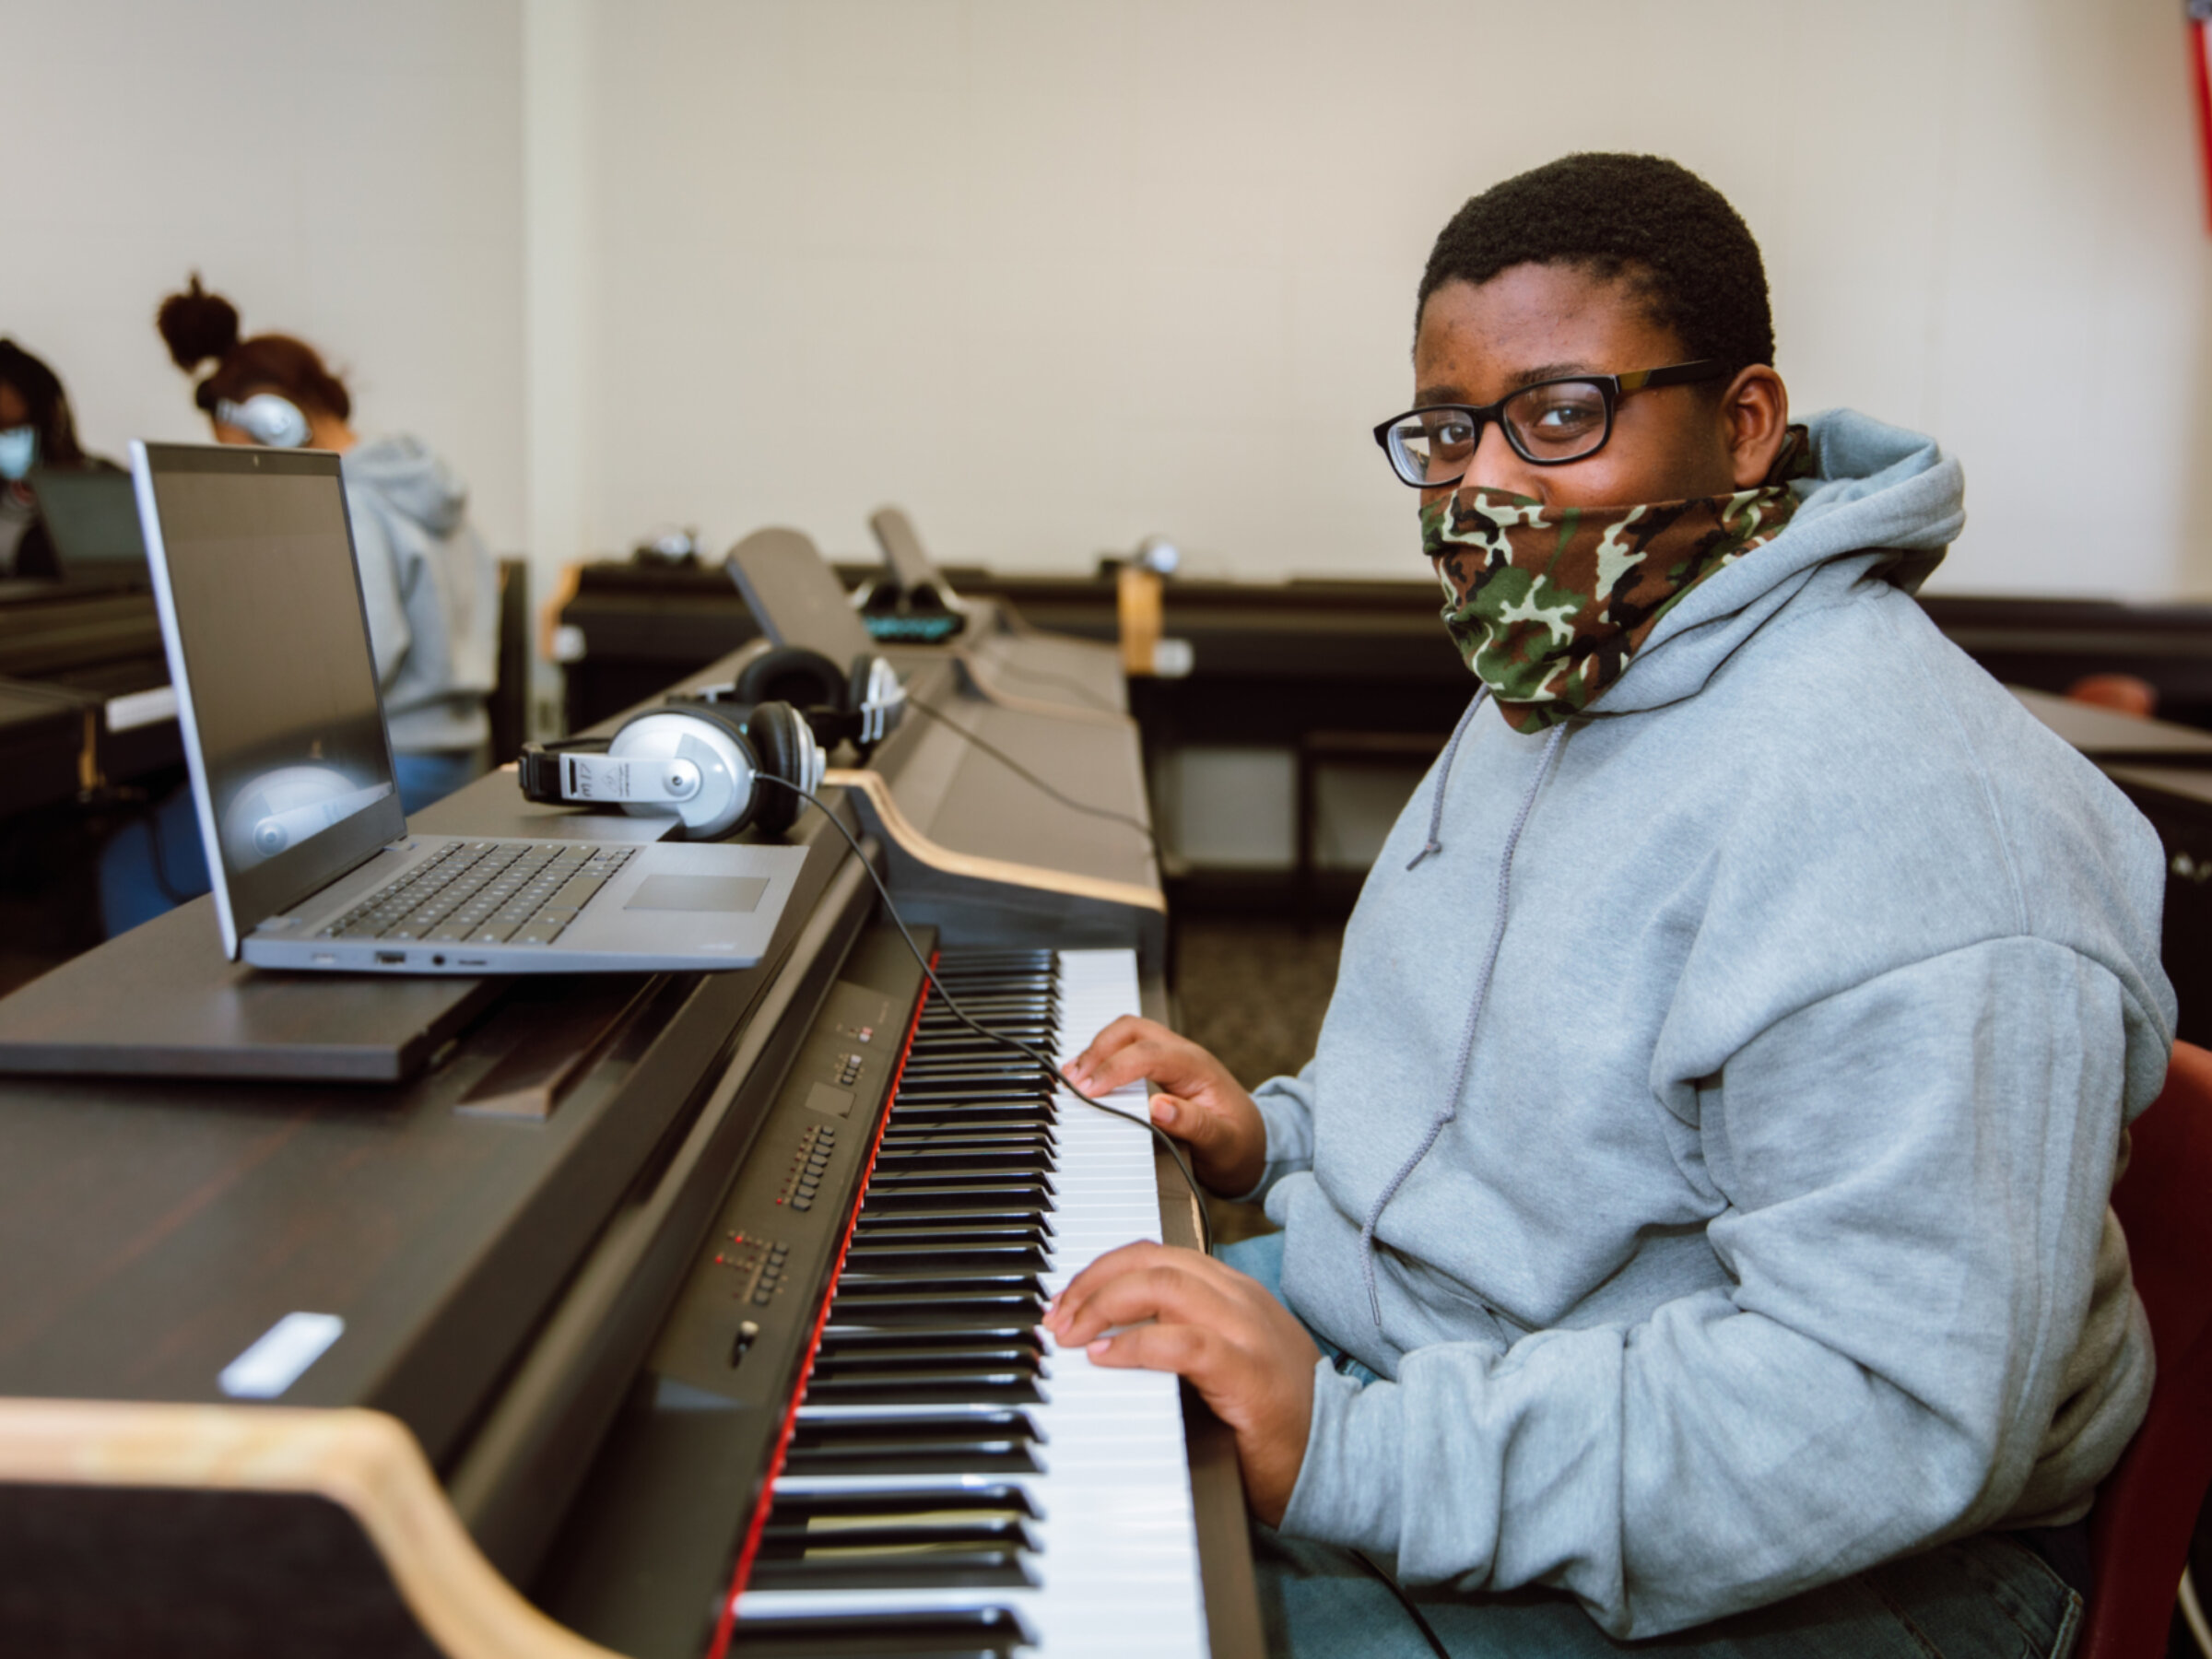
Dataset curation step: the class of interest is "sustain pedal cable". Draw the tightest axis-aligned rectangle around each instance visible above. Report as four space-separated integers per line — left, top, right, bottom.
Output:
758 775 1212 1255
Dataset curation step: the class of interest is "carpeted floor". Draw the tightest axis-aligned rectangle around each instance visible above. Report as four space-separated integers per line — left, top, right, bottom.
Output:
1170 914 1345 1243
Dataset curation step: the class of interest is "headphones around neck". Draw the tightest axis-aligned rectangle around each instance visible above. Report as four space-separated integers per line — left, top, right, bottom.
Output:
518 699 825 840
215 394 312 449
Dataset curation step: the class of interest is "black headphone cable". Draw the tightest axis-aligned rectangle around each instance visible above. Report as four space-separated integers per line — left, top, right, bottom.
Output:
757 774 1212 1255
905 697 1170 874
1351 1550 1453 1659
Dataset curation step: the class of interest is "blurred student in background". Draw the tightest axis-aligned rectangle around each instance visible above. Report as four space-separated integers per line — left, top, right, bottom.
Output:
157 276 499 809
0 338 112 580
102 279 501 935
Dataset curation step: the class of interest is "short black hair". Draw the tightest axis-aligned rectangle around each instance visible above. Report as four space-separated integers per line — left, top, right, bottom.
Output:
1418 153 1774 372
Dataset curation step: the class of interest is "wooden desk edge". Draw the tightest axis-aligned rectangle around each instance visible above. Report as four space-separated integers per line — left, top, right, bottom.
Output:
0 1398 621 1659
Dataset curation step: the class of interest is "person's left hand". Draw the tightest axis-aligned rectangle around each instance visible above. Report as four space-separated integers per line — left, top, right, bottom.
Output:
1042 1242 1322 1525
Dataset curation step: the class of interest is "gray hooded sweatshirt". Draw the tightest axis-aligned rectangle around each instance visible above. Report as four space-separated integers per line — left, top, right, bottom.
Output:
341 435 498 755
1253 409 2175 1638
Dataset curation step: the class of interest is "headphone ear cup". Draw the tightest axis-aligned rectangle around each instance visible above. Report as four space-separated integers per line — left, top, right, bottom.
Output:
734 645 846 712
742 701 819 834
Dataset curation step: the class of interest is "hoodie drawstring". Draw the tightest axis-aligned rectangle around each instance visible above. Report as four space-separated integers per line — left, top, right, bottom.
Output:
1360 714 1569 1331
1406 691 1488 870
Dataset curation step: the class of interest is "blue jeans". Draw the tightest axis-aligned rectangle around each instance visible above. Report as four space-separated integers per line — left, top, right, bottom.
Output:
1216 1232 2084 1659
100 752 483 936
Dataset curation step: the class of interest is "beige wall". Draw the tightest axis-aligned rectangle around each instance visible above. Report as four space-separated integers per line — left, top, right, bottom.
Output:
10 1 2211 606
5 0 527 548
568 0 2212 596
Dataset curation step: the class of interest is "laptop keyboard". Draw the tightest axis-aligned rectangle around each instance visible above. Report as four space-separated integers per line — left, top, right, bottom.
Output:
321 841 640 947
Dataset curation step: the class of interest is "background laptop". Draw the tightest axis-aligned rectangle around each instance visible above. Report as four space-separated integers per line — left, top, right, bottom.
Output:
30 468 148 582
131 441 807 974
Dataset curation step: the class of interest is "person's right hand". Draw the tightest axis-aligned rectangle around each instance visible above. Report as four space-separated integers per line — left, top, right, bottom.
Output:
1062 1018 1267 1196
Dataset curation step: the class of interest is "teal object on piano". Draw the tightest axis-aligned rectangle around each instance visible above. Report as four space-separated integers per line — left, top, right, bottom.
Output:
862 611 963 643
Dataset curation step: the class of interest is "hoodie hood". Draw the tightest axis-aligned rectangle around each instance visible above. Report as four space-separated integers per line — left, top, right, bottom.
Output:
341 433 470 536
1589 407 1965 718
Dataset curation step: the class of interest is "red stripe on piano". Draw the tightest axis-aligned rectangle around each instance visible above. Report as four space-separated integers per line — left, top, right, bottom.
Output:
704 951 939 1659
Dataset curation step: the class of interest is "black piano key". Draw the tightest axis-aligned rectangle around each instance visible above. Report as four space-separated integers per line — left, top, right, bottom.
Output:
759 1516 1039 1554
841 1241 1051 1273
860 1180 1053 1212
813 1324 1041 1354
802 1370 1043 1406
834 1267 1043 1297
731 1607 1036 1658
874 1137 1057 1161
829 1277 1043 1306
886 1106 1055 1129
911 1039 1054 1055
877 1125 1055 1147
847 1221 1053 1250
811 1336 1042 1369
863 1159 1053 1185
781 1411 1043 1476
767 1486 1041 1522
917 1018 1054 1036
892 1072 1053 1093
747 1547 1038 1592
849 1212 1048 1239
822 1294 1045 1330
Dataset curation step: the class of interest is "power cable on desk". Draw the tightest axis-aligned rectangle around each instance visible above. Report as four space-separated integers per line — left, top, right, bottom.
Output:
977 656 1121 713
759 774 1212 1256
906 697 1169 875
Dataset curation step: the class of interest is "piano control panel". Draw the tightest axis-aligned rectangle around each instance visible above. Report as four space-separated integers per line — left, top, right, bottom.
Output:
649 978 912 1408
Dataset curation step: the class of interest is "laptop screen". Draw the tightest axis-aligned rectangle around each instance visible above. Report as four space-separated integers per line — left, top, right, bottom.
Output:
726 527 877 665
132 442 404 957
29 469 148 579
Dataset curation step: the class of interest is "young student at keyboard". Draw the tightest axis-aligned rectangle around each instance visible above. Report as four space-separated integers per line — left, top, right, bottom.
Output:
1050 153 2173 1657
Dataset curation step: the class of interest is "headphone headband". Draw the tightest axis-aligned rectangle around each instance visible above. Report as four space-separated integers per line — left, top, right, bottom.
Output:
215 394 311 449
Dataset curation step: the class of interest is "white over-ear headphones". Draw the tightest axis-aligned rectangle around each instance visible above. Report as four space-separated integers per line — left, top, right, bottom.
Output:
518 700 828 840
215 394 312 449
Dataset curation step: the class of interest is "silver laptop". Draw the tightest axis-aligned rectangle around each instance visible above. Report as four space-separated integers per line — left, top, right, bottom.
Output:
131 441 806 974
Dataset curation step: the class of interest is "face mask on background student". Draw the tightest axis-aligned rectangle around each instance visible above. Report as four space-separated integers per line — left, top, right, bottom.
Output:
0 427 35 482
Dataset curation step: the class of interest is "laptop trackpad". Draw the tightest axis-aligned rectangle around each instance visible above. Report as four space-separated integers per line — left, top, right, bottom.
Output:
623 875 770 913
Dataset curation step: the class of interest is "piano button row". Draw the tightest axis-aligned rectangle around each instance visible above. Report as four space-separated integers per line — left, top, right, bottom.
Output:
735 947 1207 1658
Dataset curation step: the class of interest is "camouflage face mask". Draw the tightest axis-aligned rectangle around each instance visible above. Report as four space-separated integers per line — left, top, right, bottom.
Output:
1421 425 1813 733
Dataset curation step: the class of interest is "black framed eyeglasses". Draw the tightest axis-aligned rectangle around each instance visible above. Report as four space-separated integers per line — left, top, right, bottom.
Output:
1371 360 1731 487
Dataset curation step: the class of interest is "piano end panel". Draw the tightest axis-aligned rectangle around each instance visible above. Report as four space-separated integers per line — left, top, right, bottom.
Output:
831 766 1166 975
0 1399 624 1659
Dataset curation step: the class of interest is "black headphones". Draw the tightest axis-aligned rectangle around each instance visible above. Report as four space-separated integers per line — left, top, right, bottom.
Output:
680 643 907 751
517 699 825 840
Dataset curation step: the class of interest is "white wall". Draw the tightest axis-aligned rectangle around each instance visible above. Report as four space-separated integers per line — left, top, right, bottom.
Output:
4 0 526 550
10 1 2210 603
567 0 2212 597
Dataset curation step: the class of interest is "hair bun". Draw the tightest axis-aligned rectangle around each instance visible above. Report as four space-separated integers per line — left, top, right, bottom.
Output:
157 274 241 371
